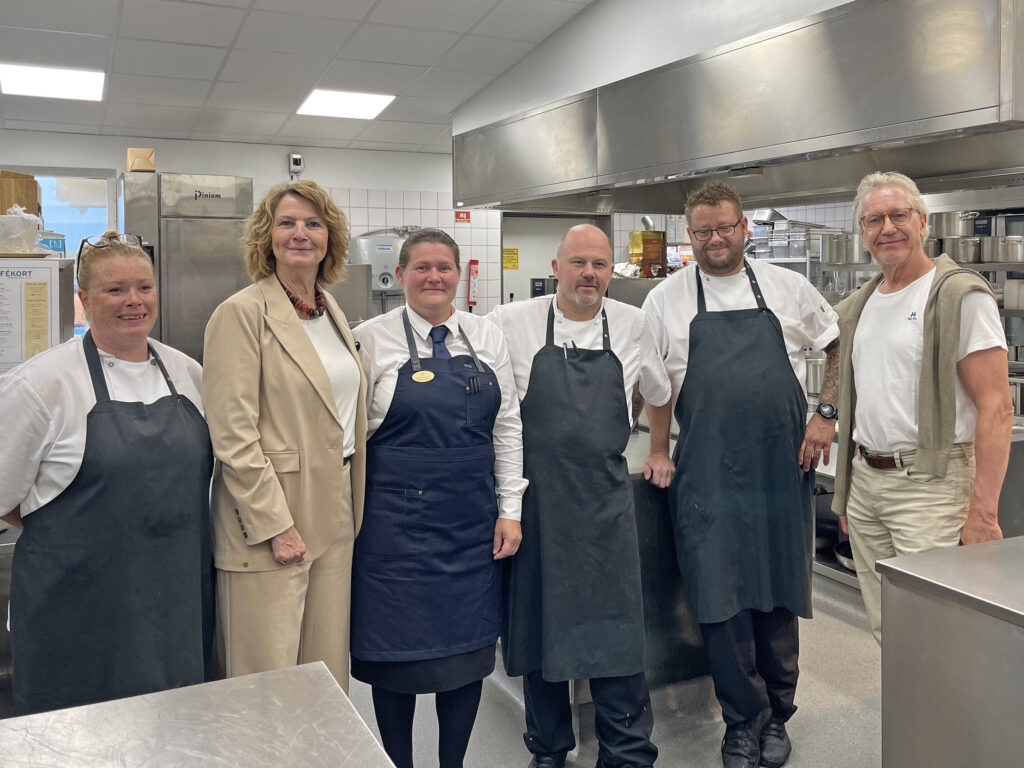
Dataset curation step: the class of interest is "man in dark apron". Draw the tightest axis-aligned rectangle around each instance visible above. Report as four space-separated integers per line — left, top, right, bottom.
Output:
642 183 839 768
493 225 671 768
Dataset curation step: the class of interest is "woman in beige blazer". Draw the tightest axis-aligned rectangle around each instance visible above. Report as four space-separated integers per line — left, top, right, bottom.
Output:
202 180 367 690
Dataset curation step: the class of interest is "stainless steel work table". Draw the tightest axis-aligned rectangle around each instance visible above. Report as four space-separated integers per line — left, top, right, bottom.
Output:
876 537 1024 768
0 662 394 767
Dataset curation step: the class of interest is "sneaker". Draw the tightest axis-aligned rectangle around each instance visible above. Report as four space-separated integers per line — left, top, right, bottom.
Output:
759 717 792 768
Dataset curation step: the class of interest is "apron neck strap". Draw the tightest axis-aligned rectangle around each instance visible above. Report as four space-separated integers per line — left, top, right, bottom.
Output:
547 299 611 351
695 260 768 312
402 307 485 372
83 332 177 402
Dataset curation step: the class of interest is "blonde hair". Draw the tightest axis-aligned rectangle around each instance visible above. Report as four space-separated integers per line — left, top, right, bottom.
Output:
77 230 152 291
853 172 930 239
244 180 350 285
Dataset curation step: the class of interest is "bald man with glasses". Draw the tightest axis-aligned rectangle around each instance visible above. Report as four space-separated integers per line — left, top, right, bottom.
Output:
643 181 839 768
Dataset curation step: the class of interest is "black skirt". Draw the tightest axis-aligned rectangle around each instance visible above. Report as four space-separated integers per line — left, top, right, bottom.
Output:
351 643 496 694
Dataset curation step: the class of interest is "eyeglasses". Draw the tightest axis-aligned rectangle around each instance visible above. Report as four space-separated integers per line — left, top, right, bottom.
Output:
859 208 917 231
76 233 147 284
690 217 743 242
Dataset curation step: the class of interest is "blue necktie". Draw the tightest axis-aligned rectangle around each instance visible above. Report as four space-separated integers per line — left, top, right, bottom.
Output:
429 325 451 359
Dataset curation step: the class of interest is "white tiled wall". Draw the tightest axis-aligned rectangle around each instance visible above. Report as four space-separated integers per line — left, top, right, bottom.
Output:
330 187 503 314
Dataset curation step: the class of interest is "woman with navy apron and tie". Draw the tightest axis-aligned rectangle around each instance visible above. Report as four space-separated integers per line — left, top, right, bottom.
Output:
352 228 526 768
0 232 213 715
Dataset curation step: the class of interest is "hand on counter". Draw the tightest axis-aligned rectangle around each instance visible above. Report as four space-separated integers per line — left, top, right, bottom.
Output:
271 525 306 565
643 451 675 489
492 518 522 559
800 414 834 471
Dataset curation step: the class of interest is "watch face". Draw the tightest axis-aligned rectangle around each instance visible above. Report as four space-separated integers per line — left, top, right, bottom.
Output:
817 402 837 419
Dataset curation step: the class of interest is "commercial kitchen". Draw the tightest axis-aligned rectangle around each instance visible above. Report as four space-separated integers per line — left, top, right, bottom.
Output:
1 0 1023 766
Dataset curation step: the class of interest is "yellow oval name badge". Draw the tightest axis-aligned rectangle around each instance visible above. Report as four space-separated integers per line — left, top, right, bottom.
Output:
412 371 435 383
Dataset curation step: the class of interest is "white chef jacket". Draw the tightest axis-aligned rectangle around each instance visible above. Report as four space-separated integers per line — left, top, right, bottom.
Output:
643 261 839 406
0 335 204 517
353 305 527 521
489 295 672 414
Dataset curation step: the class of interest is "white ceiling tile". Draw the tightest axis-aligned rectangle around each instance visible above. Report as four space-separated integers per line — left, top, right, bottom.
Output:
271 135 352 148
207 80 306 112
436 34 535 75
114 39 228 79
318 60 428 95
369 0 495 33
0 0 120 36
473 0 587 42
252 0 377 20
235 11 358 56
0 96 103 123
348 140 427 152
356 120 449 144
188 132 279 143
339 24 460 67
419 146 452 155
107 74 214 107
103 102 199 130
100 126 194 140
377 96 460 124
0 27 113 69
404 68 495 101
164 0 251 8
120 0 246 47
220 50 332 86
3 119 101 135
192 108 290 134
278 115 368 140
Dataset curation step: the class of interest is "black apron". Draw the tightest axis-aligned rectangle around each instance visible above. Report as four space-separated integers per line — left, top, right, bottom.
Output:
351 311 501 664
10 331 214 715
503 303 645 682
670 263 813 624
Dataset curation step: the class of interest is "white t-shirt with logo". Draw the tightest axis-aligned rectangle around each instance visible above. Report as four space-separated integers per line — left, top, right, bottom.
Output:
851 268 1006 452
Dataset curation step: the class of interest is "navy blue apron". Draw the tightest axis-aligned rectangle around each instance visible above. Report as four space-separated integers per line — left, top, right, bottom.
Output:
10 331 214 715
351 310 502 668
503 303 645 681
669 263 813 624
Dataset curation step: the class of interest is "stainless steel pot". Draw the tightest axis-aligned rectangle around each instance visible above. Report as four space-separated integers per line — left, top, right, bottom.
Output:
980 236 1003 263
806 357 824 396
923 238 942 259
930 210 980 238
944 236 981 263
1000 235 1024 263
820 232 866 264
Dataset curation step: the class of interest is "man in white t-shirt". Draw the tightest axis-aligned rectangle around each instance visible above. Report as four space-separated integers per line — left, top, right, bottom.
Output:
832 171 1013 645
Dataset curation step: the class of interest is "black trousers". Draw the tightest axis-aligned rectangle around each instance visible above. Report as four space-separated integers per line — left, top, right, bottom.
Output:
523 671 658 767
699 607 799 726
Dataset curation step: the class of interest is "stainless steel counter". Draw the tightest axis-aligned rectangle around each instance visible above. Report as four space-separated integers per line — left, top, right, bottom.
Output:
0 662 394 767
877 537 1024 768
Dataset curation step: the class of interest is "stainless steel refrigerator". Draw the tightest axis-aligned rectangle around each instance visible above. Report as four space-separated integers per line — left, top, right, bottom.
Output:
120 172 253 363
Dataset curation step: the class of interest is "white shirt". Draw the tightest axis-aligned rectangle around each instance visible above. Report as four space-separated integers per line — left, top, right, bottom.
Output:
488 296 672 416
852 268 1006 452
353 306 527 520
643 261 840 406
0 335 203 517
300 313 361 458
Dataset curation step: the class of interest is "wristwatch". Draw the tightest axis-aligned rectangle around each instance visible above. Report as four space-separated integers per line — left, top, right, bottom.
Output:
815 402 838 420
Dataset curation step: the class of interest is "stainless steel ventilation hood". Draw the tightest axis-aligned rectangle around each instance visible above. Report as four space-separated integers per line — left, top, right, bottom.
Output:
452 0 1024 214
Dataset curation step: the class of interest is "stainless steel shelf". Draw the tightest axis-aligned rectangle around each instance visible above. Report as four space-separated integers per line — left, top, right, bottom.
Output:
959 262 1024 271
821 262 879 270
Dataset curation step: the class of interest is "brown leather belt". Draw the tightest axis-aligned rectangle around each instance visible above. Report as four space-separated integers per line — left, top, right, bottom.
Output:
857 445 906 470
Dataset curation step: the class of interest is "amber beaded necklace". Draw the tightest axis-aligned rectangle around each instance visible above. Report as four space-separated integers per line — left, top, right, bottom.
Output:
278 277 326 319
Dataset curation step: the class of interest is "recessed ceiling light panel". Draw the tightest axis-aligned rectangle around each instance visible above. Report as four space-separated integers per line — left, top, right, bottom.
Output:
297 89 395 120
0 63 105 101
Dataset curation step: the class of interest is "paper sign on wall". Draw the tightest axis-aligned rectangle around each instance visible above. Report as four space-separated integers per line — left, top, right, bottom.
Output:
467 258 479 307
502 248 519 270
455 210 471 223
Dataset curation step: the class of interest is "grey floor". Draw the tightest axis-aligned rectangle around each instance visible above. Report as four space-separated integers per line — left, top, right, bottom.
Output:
348 573 882 768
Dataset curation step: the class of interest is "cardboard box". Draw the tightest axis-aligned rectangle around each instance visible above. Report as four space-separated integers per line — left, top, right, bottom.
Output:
126 148 156 172
0 169 42 217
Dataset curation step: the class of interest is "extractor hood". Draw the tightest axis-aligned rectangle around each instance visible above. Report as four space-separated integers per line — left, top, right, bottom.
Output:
452 0 1024 213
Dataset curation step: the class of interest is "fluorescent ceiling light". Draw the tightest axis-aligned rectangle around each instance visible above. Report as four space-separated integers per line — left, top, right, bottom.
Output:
0 63 104 101
297 89 395 119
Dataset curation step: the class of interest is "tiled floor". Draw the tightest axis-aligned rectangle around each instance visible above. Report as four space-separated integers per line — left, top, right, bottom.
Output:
347 573 882 767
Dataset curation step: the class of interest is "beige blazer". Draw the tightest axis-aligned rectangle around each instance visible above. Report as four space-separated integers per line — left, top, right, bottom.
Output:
203 275 367 572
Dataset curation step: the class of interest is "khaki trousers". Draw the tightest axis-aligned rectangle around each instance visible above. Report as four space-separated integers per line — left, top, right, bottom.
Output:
845 446 975 645
216 518 355 692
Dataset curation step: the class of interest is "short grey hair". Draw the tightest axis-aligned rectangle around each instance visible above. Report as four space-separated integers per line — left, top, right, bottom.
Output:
853 172 930 239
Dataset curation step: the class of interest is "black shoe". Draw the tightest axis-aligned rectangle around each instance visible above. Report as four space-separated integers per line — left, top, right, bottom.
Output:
529 754 567 768
721 710 770 768
759 717 792 768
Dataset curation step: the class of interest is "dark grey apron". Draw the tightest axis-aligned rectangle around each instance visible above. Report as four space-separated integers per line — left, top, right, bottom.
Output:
670 263 813 624
10 331 214 714
503 302 645 681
